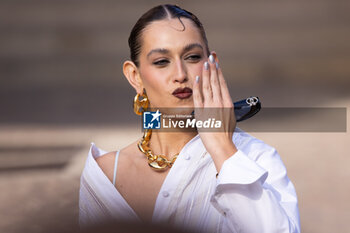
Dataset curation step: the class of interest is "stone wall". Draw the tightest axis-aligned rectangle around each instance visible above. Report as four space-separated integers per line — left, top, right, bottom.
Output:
1 0 349 124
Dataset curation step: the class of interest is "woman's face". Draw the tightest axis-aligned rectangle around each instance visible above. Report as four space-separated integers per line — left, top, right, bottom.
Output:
137 18 209 109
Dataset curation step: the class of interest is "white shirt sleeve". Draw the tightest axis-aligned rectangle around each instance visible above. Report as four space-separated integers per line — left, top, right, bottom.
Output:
210 147 300 233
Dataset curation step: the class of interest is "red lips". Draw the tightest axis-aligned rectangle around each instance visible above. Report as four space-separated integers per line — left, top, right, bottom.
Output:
172 87 193 99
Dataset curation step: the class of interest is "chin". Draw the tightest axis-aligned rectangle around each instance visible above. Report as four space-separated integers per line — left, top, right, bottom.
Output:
173 103 194 115
152 102 194 115
173 100 194 109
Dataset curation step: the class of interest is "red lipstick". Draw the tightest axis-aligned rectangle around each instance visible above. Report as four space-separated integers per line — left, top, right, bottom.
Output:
172 87 193 99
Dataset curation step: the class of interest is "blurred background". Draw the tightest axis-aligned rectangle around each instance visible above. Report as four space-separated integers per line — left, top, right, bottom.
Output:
0 0 349 232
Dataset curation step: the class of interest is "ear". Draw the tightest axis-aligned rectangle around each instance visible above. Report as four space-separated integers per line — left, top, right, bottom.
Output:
123 60 144 94
210 51 219 63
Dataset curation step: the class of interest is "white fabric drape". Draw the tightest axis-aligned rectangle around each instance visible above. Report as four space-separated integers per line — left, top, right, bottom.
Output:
79 128 300 233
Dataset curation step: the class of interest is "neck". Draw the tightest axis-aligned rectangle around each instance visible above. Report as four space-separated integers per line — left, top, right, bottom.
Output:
148 131 198 159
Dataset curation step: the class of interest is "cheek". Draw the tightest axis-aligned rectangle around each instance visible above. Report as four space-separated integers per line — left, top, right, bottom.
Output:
141 68 165 90
190 61 205 78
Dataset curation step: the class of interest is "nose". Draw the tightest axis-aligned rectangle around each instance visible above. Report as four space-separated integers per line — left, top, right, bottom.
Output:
173 59 188 83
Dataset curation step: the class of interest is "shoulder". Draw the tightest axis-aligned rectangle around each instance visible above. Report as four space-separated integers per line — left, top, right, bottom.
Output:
95 151 117 167
95 151 118 183
94 140 143 182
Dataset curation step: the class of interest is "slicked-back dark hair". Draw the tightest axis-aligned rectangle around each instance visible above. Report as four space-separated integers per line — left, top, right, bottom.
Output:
128 4 210 67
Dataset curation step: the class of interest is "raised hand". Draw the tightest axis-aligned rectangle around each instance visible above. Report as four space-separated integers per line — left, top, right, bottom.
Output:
192 52 238 173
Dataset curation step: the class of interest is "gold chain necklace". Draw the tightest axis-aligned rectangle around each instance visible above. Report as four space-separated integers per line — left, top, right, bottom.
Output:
137 129 178 170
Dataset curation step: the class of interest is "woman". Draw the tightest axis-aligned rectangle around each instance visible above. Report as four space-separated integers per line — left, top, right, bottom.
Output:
79 4 300 233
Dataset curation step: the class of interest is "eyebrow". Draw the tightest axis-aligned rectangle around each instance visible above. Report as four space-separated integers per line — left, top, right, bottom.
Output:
146 43 204 58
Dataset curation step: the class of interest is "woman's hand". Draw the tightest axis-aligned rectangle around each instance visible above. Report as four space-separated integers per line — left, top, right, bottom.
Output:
193 52 238 173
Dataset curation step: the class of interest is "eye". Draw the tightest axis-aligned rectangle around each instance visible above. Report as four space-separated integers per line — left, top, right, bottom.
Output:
153 59 170 66
186 54 202 62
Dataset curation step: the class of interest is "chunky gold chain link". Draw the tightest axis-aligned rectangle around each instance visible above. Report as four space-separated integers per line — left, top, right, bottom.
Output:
138 129 178 170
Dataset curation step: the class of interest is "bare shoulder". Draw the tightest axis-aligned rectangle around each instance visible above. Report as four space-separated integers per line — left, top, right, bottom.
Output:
95 139 142 183
95 151 118 183
117 140 144 167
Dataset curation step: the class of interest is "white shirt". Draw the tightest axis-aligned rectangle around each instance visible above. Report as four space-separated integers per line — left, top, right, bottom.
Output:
79 128 300 233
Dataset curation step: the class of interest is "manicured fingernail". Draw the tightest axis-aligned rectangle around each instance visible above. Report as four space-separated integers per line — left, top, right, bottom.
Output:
209 55 215 63
204 62 209 70
216 62 219 69
196 75 200 83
